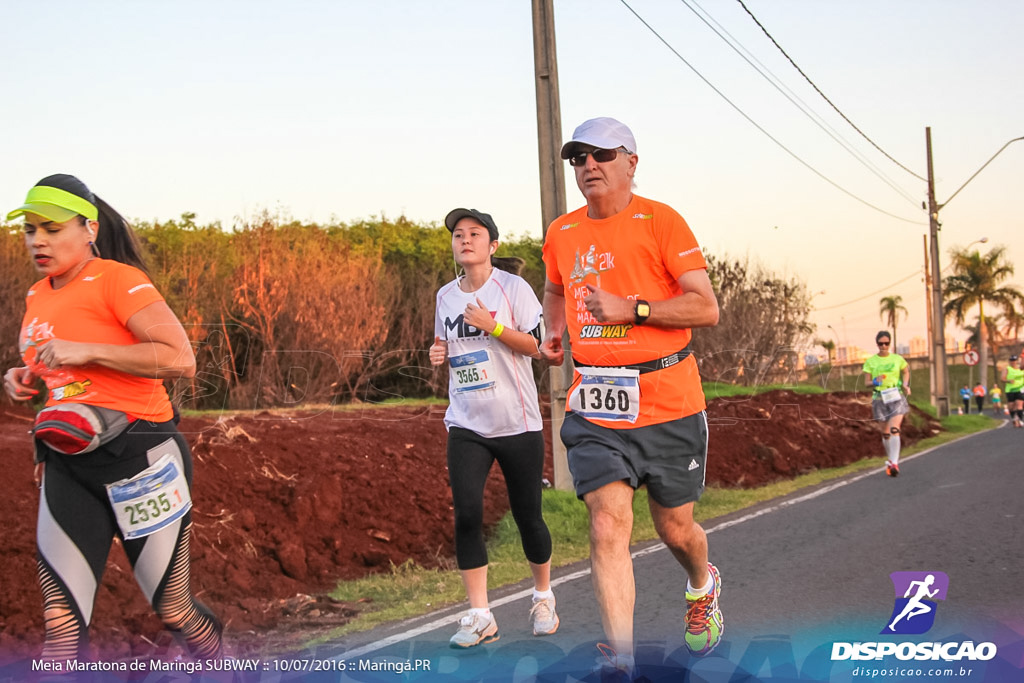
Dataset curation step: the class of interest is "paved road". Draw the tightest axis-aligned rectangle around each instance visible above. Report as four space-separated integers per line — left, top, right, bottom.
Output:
309 425 1022 682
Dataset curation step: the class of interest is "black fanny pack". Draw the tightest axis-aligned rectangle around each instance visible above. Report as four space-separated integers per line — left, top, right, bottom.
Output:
33 404 134 455
573 344 692 375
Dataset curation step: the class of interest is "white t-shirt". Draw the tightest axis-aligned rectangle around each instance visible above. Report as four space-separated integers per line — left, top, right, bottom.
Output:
434 268 543 438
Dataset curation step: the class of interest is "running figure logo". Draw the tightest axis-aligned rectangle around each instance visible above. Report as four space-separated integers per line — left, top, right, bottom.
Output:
881 571 949 635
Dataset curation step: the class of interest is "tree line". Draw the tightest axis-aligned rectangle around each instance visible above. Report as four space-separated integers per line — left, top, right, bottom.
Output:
2 214 813 409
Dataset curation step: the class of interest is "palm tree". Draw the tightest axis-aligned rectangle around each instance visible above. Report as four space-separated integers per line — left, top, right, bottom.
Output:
878 295 909 349
1002 307 1024 346
816 338 836 363
943 245 1024 386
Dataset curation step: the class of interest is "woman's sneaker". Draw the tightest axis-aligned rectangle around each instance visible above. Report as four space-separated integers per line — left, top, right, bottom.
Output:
685 562 723 656
529 596 560 636
449 611 499 648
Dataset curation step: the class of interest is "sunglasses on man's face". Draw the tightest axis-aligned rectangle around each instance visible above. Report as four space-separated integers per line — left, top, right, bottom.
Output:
877 341 891 347
568 147 625 167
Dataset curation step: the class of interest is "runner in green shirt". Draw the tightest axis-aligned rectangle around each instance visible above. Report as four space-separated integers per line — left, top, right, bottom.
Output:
990 386 1003 417
861 331 911 477
1001 355 1023 428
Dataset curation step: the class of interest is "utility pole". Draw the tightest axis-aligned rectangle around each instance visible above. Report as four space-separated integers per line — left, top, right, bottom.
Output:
922 234 934 382
531 0 572 490
925 127 950 416
923 130 1022 415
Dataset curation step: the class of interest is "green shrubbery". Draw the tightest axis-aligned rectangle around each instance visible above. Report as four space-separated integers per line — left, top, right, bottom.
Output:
3 213 469 409
2 214 818 408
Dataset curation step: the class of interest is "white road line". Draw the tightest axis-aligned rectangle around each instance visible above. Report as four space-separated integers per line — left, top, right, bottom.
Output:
338 567 593 659
336 430 982 659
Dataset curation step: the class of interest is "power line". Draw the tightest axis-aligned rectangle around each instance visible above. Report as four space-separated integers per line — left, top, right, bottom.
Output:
734 0 927 182
683 0 920 208
813 247 966 318
815 270 923 311
618 0 925 225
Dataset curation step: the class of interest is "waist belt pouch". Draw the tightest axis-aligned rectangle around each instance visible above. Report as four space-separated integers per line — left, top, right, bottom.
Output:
33 404 134 455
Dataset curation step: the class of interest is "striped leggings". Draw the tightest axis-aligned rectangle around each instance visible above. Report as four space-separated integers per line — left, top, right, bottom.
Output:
36 419 221 661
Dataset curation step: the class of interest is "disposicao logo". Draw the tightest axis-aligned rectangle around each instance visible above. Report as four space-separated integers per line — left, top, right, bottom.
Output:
831 571 998 663
882 571 948 635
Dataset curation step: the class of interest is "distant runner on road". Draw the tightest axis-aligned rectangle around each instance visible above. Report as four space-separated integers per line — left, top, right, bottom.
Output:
973 383 986 414
862 330 911 477
990 386 1003 417
959 385 972 415
429 208 558 649
1001 355 1023 428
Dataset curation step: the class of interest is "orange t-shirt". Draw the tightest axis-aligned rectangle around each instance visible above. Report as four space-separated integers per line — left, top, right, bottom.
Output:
20 258 173 422
543 195 708 428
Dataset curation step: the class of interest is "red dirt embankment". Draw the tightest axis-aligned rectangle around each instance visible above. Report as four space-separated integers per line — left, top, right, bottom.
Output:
0 391 938 659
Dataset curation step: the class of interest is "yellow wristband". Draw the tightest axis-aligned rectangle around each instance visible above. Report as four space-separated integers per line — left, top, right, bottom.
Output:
492 322 504 338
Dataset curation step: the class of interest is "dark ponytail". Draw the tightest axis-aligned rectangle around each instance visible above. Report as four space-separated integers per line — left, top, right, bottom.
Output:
491 255 525 275
90 194 149 275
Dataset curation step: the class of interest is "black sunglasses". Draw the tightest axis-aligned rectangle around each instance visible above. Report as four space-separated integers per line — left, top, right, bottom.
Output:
877 341 891 346
568 147 626 167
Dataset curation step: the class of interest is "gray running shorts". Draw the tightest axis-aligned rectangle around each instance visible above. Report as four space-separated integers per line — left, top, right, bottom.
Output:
872 394 910 421
560 410 708 508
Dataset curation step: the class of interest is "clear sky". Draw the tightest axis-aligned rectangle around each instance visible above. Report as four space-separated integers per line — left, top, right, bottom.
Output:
2 0 1021 354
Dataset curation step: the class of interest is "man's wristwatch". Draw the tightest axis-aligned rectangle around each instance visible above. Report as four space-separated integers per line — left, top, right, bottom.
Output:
634 299 651 325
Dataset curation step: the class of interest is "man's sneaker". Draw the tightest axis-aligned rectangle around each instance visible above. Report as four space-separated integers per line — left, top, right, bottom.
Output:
529 597 559 636
593 643 635 682
685 562 723 656
449 611 499 648
890 463 900 477
886 462 895 477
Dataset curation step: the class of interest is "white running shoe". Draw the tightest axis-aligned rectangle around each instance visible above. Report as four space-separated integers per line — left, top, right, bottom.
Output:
529 596 559 636
449 611 499 648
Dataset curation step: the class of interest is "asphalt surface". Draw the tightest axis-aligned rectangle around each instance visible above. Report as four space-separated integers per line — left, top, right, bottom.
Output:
311 423 1023 682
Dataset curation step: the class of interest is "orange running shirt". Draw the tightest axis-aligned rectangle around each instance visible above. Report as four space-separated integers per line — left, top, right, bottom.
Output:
543 195 708 428
20 258 173 421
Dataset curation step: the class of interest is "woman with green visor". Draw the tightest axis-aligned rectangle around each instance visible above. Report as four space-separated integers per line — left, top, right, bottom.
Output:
2 174 223 661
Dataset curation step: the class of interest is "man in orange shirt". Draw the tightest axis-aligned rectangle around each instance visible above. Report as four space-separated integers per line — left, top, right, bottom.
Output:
540 118 722 676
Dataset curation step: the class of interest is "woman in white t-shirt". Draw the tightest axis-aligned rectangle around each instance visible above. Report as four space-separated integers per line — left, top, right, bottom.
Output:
429 208 558 648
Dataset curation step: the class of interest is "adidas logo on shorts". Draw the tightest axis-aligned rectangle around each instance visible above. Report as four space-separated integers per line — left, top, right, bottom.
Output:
688 459 700 471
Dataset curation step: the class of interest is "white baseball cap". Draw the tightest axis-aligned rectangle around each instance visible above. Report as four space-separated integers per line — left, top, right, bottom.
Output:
560 117 637 159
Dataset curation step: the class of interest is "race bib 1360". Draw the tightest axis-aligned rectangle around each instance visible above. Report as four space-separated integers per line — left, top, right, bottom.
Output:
569 367 641 423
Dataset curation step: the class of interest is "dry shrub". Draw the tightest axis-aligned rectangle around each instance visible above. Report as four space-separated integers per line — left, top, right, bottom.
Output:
0 226 45 378
228 216 391 407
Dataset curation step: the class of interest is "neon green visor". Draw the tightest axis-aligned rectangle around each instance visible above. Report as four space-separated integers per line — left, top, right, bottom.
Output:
6 185 98 223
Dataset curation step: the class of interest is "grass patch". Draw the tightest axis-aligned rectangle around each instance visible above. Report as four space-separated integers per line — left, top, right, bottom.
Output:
320 561 467 644
930 413 995 434
321 409 996 642
910 397 938 418
702 382 826 400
